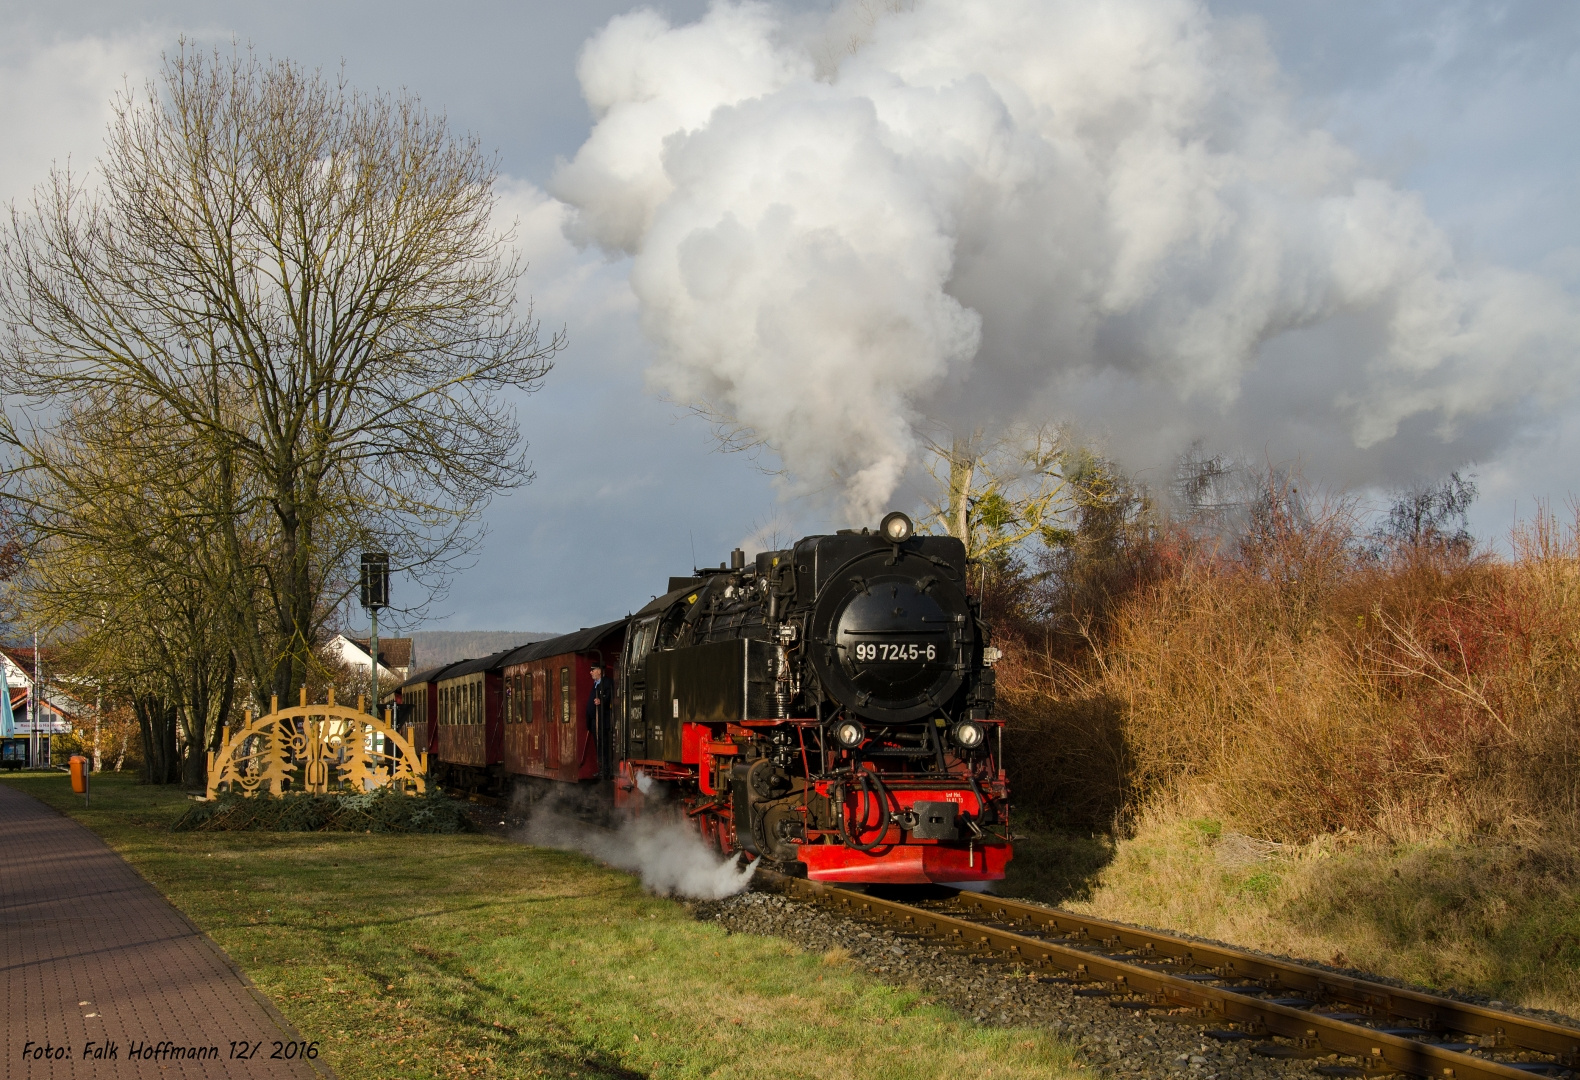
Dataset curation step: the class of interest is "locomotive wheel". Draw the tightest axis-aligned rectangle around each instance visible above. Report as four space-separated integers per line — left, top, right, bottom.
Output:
755 801 804 861
747 758 791 800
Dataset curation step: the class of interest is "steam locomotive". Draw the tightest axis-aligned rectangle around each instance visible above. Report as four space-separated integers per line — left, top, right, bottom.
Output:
399 512 1011 884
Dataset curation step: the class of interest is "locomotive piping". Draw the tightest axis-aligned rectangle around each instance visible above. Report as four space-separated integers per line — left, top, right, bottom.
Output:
836 770 894 852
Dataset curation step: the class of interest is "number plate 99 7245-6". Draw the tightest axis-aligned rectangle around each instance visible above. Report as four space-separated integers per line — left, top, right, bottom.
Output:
852 641 937 662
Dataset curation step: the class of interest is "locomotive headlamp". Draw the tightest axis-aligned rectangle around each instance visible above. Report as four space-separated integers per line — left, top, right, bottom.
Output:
833 719 867 749
880 511 914 543
950 720 986 750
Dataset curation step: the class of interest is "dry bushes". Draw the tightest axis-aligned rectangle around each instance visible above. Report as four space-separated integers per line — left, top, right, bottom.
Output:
999 501 1580 844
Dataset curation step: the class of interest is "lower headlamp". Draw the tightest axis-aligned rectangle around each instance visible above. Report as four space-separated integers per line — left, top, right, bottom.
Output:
950 720 986 750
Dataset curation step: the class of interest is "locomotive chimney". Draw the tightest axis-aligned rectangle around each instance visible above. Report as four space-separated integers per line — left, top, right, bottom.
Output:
730 547 746 571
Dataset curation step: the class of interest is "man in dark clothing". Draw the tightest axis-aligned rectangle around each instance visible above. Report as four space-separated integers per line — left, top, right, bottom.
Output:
587 664 614 780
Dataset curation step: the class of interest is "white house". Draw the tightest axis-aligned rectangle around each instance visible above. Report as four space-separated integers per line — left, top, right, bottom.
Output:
324 635 413 687
0 645 83 765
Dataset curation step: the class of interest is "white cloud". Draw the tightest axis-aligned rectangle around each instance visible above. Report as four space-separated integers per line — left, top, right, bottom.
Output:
552 0 1580 520
0 31 162 205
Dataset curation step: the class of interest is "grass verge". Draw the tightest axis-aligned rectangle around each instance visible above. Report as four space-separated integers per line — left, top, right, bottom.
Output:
2 772 1080 1080
1002 812 1580 1019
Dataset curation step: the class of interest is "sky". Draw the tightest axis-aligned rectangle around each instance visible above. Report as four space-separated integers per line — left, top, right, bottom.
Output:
1 1 1576 634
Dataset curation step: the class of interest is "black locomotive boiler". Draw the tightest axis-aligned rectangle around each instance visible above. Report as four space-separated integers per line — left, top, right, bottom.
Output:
614 511 1009 882
403 511 1011 884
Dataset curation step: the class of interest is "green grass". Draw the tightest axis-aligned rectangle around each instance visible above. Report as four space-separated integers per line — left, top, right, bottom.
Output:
2 772 1080 1080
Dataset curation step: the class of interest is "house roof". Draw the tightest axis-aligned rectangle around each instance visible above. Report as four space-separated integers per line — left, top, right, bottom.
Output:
0 645 82 717
343 636 413 670
0 644 66 679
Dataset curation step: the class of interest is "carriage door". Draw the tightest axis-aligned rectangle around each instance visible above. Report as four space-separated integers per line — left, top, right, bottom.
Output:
524 671 540 770
559 665 575 777
542 666 560 772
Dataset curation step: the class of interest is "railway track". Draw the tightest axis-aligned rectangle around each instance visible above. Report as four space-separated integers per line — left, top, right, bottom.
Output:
757 870 1580 1079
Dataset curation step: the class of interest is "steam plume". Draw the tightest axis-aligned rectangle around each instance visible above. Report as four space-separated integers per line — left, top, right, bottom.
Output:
514 786 757 900
554 0 1580 516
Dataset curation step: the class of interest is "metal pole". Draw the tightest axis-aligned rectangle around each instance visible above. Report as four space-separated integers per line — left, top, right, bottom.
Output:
32 630 39 769
369 606 379 717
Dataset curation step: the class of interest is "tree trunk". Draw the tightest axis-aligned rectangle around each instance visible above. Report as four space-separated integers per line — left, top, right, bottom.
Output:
135 694 180 784
947 435 977 556
182 653 236 792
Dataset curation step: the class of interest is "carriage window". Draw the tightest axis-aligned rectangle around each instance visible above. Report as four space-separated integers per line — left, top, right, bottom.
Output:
471 681 479 725
560 667 571 723
524 672 534 725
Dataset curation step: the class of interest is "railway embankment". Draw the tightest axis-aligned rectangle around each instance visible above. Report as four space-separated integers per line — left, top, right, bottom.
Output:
1039 814 1580 1022
991 504 1580 1021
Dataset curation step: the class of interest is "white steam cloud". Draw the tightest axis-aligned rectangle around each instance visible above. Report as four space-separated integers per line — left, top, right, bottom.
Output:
553 0 1580 517
515 789 757 900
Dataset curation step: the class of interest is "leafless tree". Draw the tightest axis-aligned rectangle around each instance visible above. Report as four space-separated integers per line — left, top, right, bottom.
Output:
1 44 563 726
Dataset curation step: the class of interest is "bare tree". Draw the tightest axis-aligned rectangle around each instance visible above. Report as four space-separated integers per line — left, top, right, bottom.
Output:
919 424 1072 563
2 44 563 713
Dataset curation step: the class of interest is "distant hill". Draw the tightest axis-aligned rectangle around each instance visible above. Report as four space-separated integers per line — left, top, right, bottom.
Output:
408 630 558 671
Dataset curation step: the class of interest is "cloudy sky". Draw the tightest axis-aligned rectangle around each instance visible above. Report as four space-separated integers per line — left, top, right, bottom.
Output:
2 1 1577 634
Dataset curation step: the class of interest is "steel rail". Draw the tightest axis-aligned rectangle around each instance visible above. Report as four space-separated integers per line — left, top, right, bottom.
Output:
948 891 1580 1063
763 872 1578 1080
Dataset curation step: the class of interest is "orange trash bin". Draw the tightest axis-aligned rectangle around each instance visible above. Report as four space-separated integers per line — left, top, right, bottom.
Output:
69 754 89 797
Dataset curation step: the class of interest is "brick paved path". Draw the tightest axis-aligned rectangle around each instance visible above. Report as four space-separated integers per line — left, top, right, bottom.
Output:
0 783 327 1079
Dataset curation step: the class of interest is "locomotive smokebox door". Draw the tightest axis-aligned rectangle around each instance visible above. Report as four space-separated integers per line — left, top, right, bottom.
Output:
804 533 972 724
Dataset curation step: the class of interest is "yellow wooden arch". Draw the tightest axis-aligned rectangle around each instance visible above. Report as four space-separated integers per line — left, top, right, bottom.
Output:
206 688 427 800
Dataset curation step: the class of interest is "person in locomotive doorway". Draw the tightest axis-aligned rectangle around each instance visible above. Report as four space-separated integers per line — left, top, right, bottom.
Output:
587 663 613 780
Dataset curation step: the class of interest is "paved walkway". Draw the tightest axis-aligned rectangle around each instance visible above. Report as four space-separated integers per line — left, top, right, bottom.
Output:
0 783 327 1079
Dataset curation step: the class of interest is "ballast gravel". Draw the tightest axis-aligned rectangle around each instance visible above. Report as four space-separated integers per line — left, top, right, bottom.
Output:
689 890 1341 1080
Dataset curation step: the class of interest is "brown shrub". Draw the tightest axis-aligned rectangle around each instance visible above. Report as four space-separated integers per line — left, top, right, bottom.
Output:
999 500 1580 843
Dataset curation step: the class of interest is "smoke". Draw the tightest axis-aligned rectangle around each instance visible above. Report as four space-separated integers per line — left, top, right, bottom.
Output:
513 786 757 900
553 0 1580 518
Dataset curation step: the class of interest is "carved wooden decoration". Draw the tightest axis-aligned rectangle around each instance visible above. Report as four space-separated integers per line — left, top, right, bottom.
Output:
206 688 426 800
